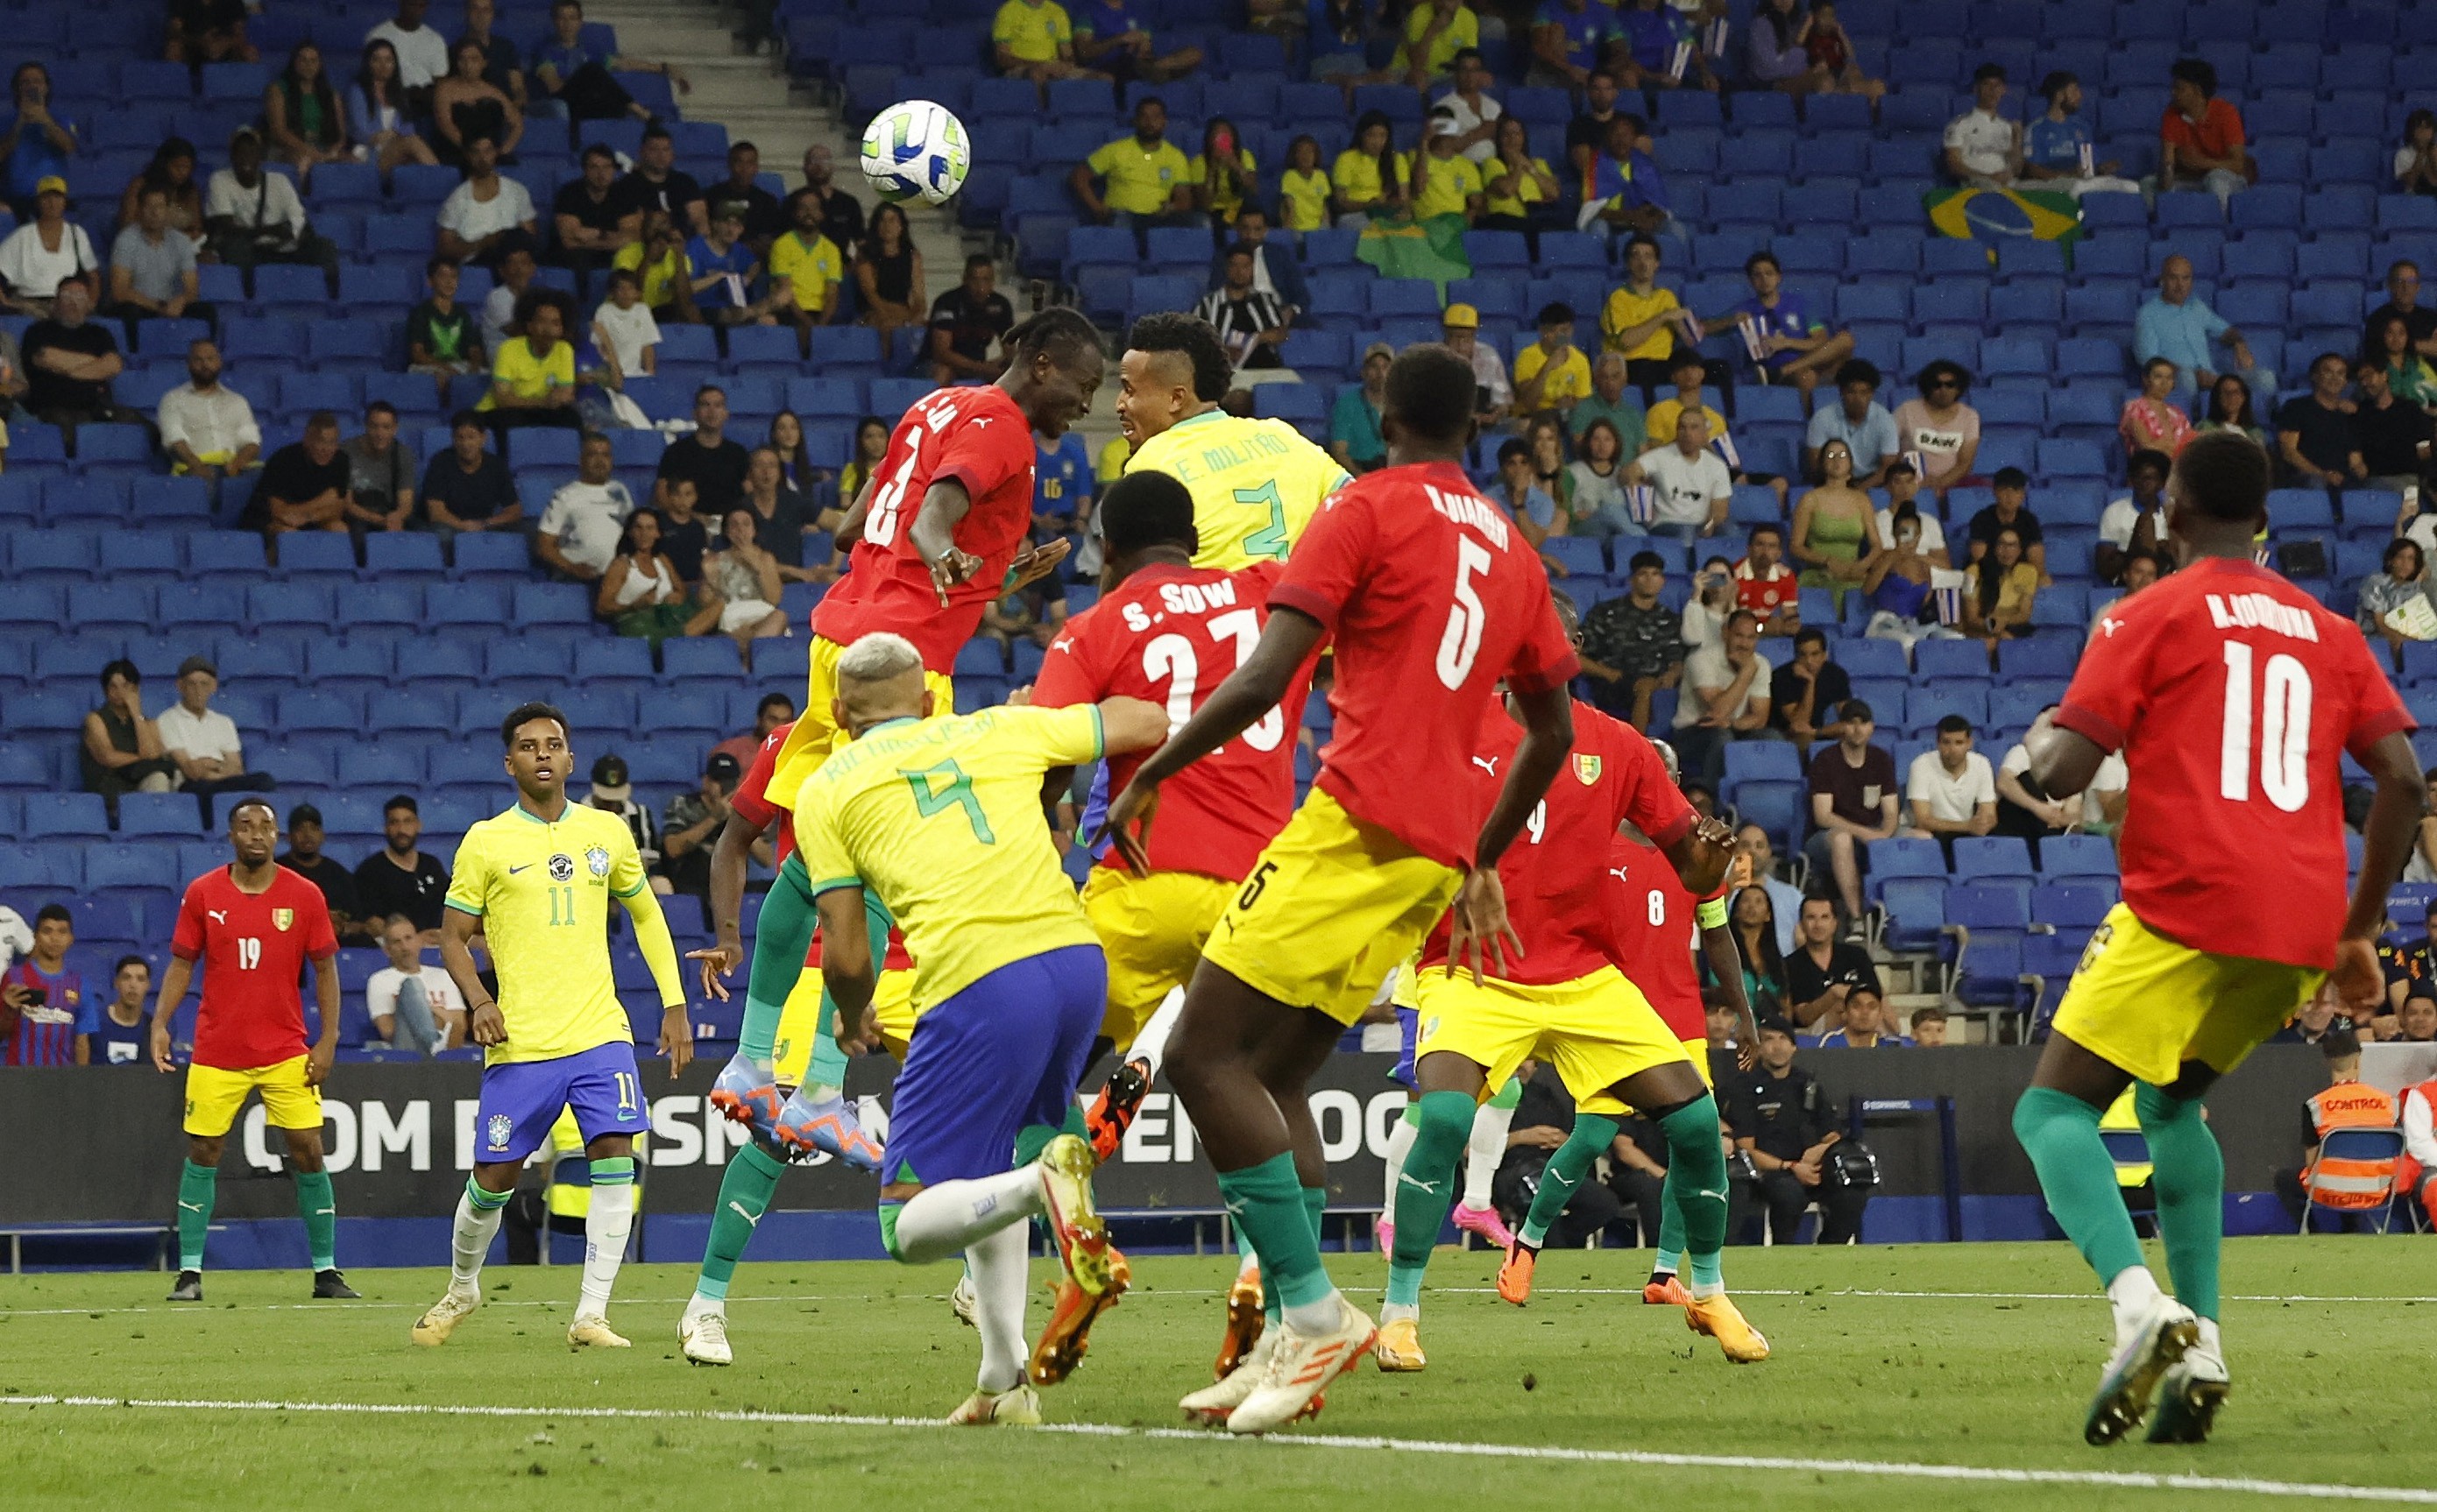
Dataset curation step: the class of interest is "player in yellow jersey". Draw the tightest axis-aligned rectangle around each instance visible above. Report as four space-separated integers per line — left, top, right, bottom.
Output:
1115 312 1350 569
793 632 1169 1425
414 702 694 1353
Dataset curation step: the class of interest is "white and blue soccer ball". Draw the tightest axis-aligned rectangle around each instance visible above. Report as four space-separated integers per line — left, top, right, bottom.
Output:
860 99 972 207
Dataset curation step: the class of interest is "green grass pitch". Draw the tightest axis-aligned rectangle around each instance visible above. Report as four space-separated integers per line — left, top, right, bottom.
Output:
1 1237 2430 1510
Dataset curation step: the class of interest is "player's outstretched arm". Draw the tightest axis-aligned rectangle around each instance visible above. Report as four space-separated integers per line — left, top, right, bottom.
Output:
811 886 879 1050
1095 695 1172 756
2342 731 2426 1009
1102 609 1324 873
687 809 768 1000
618 884 693 1078
908 478 981 604
439 908 505 1049
148 957 195 1074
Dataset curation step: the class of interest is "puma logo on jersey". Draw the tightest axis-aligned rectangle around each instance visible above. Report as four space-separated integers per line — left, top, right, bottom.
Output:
207 910 227 924
2097 615 2124 637
1608 866 1632 883
1471 755 1500 776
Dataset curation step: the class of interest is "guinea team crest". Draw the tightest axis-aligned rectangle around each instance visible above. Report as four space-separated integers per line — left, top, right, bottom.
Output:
549 853 576 882
1574 753 1603 786
271 908 294 932
585 845 611 878
486 1113 514 1150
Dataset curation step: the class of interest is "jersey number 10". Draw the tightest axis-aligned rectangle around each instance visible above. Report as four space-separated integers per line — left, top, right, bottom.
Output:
2220 640 2313 812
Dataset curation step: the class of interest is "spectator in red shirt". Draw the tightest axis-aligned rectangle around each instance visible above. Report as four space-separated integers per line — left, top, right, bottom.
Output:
1733 521 1801 637
2159 57 2249 208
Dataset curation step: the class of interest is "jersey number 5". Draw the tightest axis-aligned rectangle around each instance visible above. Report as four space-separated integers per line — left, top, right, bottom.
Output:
2220 641 2312 812
1435 537 1492 691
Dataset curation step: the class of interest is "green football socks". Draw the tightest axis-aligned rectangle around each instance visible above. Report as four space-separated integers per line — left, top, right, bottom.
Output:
1385 1091 1475 1310
294 1169 337 1274
693 1141 788 1304
1516 1111 1618 1250
2136 1083 2223 1321
1216 1152 1334 1322
176 1159 217 1272
2014 1085 2146 1286
739 858 818 1063
1657 1097 1730 1296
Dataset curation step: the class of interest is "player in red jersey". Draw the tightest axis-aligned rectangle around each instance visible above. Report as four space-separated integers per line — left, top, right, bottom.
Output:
1549 736 1758 1318
1375 607 1762 1369
146 795 351 1304
1102 345 1579 1433
712 309 1105 1155
2015 432 2420 1446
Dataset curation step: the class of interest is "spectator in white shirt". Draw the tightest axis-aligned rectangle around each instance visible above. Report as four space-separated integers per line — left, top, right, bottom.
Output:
202 128 319 274
536 428 638 581
2095 447 2171 584
1872 461 1949 566
592 265 661 378
0 176 97 314
366 0 451 98
155 338 262 483
1672 607 1774 786
155 654 278 827
434 134 536 268
1435 48 1504 165
365 915 466 1054
1942 62 2021 187
1902 715 1997 857
1626 406 1733 539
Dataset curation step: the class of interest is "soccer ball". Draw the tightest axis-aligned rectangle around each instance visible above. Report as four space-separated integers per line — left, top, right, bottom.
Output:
861 100 972 207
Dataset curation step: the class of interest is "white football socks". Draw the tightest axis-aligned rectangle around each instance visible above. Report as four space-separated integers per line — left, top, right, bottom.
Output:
891 1167 1045 1264
1463 1099 1516 1209
2106 1264 2165 1343
577 1179 635 1318
1126 987 1187 1077
1378 1109 1419 1225
967 1221 1031 1394
450 1191 506 1289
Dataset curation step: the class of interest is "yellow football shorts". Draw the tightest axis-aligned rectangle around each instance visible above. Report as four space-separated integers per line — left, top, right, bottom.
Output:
182 1056 321 1136
1080 866 1238 1047
1413 964 1693 1116
769 634 957 809
773 964 917 1081
1201 788 1461 1028
1682 1037 1712 1088
2051 902 2324 1087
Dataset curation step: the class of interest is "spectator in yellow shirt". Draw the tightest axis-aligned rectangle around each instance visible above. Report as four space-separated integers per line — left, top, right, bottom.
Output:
1478 117 1563 252
1643 347 1726 444
1405 117 1484 223
1601 231 1700 392
1331 111 1409 227
612 208 697 324
1278 134 1332 233
1071 96 1201 241
1189 117 1259 225
769 194 843 353
1396 0 1477 88
1514 301 1593 415
991 0 1103 83
476 287 578 443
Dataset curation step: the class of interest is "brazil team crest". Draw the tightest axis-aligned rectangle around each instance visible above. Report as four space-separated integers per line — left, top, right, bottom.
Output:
486 1113 514 1151
549 852 576 882
1574 753 1603 786
271 908 294 931
585 845 611 878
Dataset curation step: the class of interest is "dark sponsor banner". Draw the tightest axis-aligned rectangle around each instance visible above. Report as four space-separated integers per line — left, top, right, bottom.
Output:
0 1046 2323 1224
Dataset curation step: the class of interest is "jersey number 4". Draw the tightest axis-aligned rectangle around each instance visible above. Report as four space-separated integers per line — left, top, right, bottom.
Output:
905 759 996 844
2220 641 2312 812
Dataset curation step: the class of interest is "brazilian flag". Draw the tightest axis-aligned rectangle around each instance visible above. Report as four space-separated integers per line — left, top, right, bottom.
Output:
1923 186 2084 258
1356 212 1472 300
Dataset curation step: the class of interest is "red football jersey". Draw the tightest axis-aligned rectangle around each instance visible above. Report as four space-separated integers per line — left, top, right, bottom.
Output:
1270 460 1580 868
811 385 1039 673
1032 561 1311 881
1420 702 1693 985
730 719 798 866
2058 556 2412 969
171 865 338 1070
1734 562 1796 620
1604 831 1722 1042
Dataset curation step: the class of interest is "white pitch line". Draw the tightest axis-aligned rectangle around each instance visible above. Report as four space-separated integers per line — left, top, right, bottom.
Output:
4 1393 2433 1505
4 1285 2433 1320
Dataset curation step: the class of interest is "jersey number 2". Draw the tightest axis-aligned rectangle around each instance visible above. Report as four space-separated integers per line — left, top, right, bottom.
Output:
1236 480 1289 561
1435 537 1492 691
2220 641 2313 812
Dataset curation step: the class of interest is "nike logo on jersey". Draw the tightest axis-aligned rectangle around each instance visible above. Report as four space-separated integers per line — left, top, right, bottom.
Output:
508 864 534 874
207 910 227 924
1471 756 1500 776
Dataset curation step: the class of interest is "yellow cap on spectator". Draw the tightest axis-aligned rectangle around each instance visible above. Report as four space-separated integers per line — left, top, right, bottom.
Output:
33 175 65 197
1442 303 1479 329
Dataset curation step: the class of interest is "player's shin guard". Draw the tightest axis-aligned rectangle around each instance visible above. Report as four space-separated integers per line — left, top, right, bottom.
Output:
2136 1084 2223 1321
1463 1085 1519 1210
886 1167 1047 1264
294 1169 337 1274
693 1141 788 1310
577 1157 636 1318
1216 1152 1337 1333
176 1159 218 1273
967 1220 1031 1394
739 860 822 1063
1517 1112 1618 1250
451 1179 511 1285
1657 1097 1730 1296
2014 1086 2148 1287
1384 1091 1473 1319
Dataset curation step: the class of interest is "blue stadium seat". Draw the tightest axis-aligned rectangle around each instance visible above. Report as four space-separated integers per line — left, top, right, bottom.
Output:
1914 639 1993 682
74 427 155 477
1952 836 2036 880
24 792 110 839
276 532 358 579
117 792 202 837
661 639 747 682
362 533 445 576
452 533 530 576
2039 834 2119 879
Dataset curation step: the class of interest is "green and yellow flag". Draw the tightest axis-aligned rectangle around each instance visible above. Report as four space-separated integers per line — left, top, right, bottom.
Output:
1923 186 2084 251
1356 212 1472 300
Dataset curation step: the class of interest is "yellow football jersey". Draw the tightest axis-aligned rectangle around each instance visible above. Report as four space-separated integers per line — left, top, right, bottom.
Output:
444 802 657 1065
1123 409 1350 570
794 704 1106 1014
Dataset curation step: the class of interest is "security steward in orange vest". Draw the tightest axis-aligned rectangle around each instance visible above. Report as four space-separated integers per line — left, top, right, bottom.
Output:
2273 1028 2400 1232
